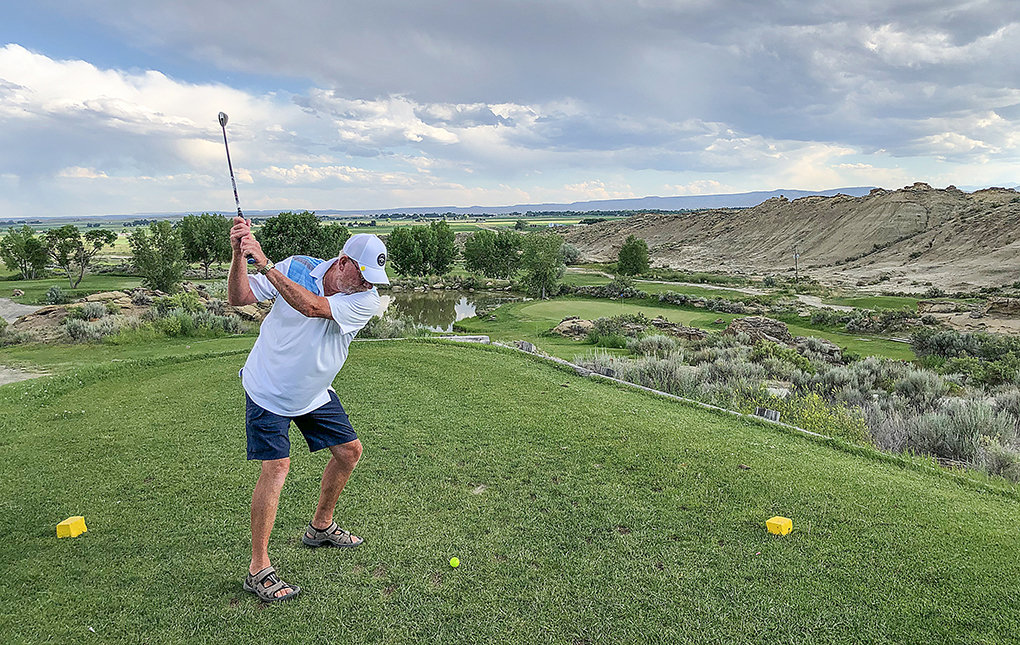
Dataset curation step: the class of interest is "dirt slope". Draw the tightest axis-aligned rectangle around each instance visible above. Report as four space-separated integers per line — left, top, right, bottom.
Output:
563 183 1020 291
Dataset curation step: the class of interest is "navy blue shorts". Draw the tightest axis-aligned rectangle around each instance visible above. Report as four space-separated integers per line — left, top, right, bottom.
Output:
244 391 358 461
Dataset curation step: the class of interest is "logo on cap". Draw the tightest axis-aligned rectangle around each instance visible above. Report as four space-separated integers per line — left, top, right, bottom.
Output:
377 253 386 267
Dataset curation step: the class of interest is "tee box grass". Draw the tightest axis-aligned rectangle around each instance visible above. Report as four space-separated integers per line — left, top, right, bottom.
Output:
1 340 1018 642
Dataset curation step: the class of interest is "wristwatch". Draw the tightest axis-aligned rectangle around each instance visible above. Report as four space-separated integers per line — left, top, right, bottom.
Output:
258 260 275 275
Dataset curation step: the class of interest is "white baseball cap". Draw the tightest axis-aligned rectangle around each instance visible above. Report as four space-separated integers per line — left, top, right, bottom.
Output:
342 233 390 285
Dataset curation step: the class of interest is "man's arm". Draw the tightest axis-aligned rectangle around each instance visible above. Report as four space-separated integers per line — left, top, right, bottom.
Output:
239 235 332 319
227 216 258 306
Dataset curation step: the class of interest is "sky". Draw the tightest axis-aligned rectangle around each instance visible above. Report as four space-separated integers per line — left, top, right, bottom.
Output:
1 0 1018 217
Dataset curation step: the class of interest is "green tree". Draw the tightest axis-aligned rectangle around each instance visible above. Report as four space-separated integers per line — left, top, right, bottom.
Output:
561 242 581 265
44 225 117 288
387 227 424 276
617 234 650 276
429 220 457 274
129 221 186 292
463 229 522 279
520 233 565 299
258 211 350 260
410 226 436 276
178 213 231 278
0 225 48 279
319 223 351 258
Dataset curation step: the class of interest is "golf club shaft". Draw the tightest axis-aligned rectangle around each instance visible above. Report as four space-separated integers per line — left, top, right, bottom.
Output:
220 125 244 220
219 116 255 264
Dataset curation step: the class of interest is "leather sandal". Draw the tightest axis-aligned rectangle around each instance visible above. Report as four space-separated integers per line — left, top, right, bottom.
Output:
302 521 364 548
243 566 300 602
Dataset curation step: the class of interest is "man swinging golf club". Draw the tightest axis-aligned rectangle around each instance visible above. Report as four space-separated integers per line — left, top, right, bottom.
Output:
227 217 388 602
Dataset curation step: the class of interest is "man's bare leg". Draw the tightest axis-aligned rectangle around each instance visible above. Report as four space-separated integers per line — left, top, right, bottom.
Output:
250 457 292 598
310 439 363 542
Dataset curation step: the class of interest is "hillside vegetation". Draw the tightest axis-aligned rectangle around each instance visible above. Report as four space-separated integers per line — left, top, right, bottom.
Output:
1 340 1018 643
564 184 1020 292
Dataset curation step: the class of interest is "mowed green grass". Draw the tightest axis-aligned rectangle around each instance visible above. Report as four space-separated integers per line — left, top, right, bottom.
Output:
456 297 916 361
0 341 1018 643
562 270 771 300
0 274 146 304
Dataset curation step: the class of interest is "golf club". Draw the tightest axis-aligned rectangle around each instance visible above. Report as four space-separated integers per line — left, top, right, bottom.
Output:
218 111 255 264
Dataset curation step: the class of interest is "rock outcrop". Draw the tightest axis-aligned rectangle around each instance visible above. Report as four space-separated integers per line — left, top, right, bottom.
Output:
723 316 794 344
563 185 1020 291
552 316 595 339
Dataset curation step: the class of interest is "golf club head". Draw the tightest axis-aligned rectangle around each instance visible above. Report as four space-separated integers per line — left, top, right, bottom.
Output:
218 112 229 127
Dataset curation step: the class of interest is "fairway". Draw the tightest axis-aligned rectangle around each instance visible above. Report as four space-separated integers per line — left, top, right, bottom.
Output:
457 297 916 361
1 341 1017 643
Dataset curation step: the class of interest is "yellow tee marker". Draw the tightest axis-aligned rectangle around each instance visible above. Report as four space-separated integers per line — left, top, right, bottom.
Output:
57 516 88 538
766 516 792 536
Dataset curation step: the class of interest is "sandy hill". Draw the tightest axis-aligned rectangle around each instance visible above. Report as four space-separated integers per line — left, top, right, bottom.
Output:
563 183 1020 291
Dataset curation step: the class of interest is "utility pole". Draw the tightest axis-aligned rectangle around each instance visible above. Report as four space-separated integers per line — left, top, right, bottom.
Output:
793 244 801 284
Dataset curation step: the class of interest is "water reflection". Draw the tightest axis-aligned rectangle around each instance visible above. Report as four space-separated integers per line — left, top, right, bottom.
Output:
376 290 513 332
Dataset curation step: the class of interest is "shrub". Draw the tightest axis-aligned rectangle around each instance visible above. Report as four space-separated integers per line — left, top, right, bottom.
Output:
561 243 581 265
894 370 951 411
750 340 815 374
627 334 682 358
358 315 426 339
153 311 193 337
81 302 108 320
977 438 1020 482
743 390 871 444
0 325 34 347
574 352 700 397
65 317 121 343
993 390 1020 433
45 286 71 305
906 400 1006 462
617 235 650 275
571 276 651 300
697 358 766 387
64 302 109 321
130 288 152 306
152 292 204 317
205 298 226 316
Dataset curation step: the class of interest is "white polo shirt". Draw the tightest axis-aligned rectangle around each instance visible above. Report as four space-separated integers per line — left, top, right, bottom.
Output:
240 255 380 416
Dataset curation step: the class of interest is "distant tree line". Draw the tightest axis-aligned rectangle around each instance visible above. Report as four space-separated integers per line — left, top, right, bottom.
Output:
0 224 117 287
386 221 456 276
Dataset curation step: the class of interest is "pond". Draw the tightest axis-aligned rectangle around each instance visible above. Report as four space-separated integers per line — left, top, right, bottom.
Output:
376 290 516 332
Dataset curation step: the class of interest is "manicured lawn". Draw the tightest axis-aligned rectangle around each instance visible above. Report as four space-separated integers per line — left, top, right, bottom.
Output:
0 274 146 304
1 274 229 305
456 297 916 361
0 340 1017 643
562 270 773 300
0 335 256 373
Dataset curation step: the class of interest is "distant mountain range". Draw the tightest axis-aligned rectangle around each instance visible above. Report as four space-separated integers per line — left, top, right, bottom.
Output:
10 187 881 221
174 187 882 217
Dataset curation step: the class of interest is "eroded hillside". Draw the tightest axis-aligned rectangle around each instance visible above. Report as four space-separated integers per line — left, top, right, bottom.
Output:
563 183 1020 291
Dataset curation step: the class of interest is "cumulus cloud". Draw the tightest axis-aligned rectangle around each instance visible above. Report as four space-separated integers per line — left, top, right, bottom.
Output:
58 0 1020 158
4 0 1020 215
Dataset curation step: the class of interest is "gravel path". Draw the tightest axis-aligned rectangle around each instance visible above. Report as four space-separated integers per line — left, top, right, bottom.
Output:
0 296 41 323
0 365 46 386
0 297 46 386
